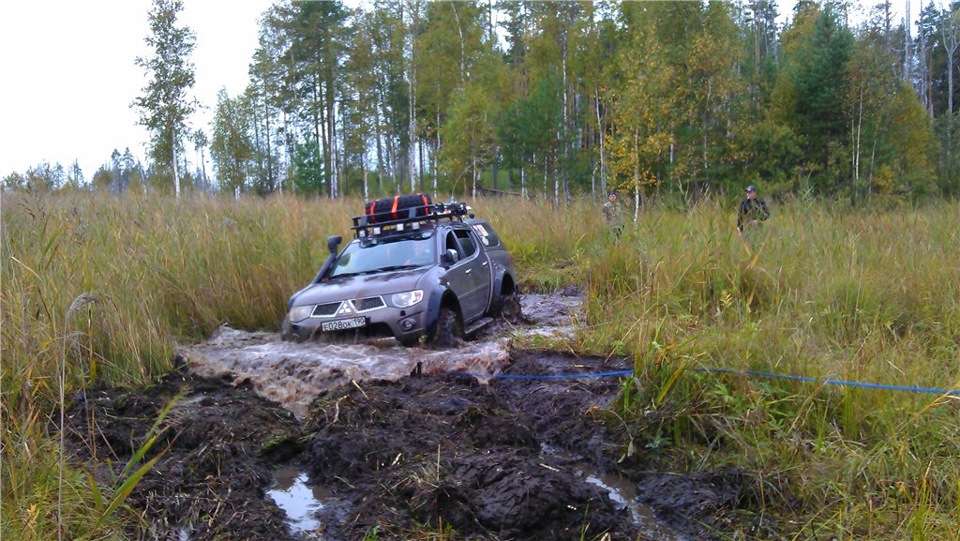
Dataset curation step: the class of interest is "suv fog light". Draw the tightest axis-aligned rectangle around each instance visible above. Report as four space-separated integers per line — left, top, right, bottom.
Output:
400 318 416 331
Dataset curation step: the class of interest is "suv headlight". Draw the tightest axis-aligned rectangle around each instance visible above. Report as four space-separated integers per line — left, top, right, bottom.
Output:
288 305 314 322
391 290 424 308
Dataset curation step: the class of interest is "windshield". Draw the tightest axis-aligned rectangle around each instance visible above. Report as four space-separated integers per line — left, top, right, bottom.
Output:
330 235 436 277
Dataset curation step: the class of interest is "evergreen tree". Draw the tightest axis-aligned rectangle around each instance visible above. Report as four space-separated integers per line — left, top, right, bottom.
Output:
293 129 325 195
193 129 209 192
22 162 65 192
275 0 351 197
2 172 27 191
775 1 855 191
64 160 85 191
368 0 410 192
342 10 380 198
741 0 782 114
497 71 564 197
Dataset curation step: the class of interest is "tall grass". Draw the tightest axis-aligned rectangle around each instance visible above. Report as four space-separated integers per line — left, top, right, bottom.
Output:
470 196 600 291
579 199 960 539
1 191 354 539
2 190 959 539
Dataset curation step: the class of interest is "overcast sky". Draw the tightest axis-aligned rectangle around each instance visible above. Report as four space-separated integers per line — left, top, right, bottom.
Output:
0 0 275 179
0 0 915 182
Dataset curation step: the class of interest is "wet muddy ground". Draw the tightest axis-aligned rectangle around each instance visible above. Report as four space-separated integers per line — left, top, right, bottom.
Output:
61 290 758 540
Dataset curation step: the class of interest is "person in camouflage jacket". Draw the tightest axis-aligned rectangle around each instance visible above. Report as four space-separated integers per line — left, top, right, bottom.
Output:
602 191 624 239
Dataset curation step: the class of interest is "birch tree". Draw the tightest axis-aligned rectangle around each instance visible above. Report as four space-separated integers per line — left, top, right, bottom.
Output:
211 89 253 195
133 0 196 198
604 11 675 217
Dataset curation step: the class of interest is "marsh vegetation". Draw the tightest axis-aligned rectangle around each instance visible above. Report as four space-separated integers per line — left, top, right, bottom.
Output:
2 192 959 539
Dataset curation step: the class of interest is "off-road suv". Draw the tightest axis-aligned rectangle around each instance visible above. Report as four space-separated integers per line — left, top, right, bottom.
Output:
281 196 520 346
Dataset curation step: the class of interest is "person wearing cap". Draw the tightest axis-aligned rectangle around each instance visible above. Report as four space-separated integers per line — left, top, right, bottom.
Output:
602 190 624 239
737 184 770 235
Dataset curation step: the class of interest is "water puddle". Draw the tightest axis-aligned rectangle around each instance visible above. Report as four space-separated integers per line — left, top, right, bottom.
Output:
582 472 689 541
538 443 689 540
267 468 328 535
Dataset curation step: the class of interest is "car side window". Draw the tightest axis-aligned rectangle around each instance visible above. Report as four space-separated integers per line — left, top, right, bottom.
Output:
445 232 461 257
454 229 477 258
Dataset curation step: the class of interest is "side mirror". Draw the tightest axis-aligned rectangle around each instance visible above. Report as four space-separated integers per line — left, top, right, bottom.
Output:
442 248 460 265
327 235 342 254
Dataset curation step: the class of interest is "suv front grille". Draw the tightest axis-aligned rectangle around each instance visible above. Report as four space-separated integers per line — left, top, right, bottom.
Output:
356 296 386 311
313 302 341 317
312 297 386 318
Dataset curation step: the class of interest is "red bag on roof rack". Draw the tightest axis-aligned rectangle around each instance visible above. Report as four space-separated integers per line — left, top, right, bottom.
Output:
364 193 432 224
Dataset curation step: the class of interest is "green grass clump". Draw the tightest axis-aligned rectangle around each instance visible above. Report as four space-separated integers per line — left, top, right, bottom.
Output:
2 191 355 538
578 200 960 539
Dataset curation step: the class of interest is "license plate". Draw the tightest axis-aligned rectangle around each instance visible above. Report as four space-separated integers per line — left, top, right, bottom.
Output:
321 316 366 332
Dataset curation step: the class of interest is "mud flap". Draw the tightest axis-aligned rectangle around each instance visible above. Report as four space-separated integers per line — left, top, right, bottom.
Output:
424 286 448 334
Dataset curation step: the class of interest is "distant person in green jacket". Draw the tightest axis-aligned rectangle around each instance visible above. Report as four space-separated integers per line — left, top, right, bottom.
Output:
602 190 624 239
737 184 770 235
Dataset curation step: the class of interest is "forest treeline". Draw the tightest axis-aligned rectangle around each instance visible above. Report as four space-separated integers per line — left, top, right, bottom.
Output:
6 0 960 205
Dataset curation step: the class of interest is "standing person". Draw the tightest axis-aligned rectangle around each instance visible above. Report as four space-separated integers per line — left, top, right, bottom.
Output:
737 184 770 235
602 190 624 239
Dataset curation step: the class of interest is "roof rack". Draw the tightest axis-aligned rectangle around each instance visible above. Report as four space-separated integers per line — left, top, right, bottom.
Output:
351 201 470 239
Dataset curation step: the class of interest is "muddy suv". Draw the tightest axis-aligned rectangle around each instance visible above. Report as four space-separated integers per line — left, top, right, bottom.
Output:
281 196 520 346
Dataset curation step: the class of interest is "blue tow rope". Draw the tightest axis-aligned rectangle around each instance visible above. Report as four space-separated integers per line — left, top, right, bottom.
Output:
698 367 960 396
464 366 960 397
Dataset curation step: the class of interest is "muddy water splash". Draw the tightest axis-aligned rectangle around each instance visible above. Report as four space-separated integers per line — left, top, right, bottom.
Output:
178 292 582 419
180 330 512 419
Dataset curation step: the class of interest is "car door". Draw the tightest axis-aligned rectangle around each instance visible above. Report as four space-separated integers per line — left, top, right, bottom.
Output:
442 227 491 322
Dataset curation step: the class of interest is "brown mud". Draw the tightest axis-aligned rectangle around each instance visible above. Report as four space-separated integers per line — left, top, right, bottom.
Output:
61 290 764 540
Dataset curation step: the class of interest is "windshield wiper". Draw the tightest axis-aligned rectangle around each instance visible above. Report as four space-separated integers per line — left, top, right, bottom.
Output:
330 266 413 278
376 265 419 272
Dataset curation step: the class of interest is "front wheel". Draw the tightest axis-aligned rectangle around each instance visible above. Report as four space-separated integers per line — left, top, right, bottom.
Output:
398 337 420 347
280 319 296 342
427 306 462 348
498 292 523 325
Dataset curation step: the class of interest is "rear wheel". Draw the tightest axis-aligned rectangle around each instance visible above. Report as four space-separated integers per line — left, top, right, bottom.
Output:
428 306 462 348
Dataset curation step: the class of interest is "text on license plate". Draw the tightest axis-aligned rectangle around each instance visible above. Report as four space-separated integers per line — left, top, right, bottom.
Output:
321 316 366 332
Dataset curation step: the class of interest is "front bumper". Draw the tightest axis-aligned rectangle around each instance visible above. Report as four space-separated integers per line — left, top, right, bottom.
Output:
282 305 430 344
